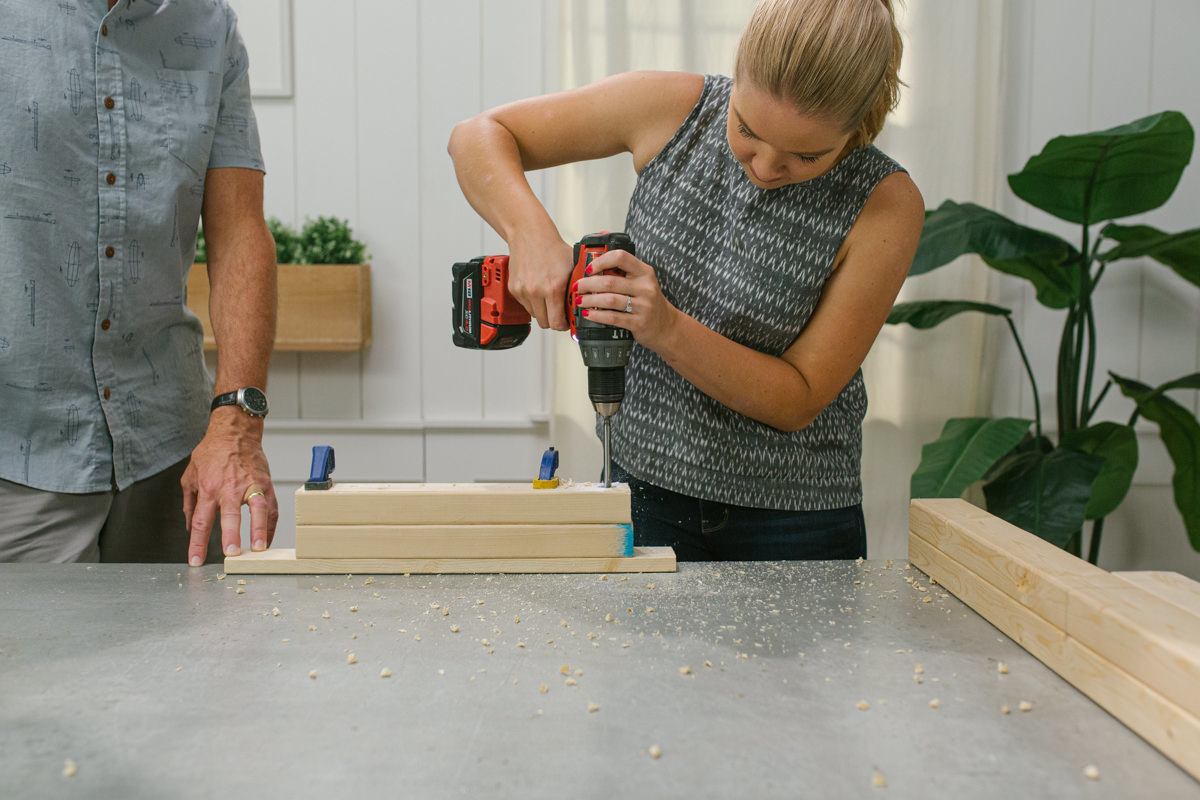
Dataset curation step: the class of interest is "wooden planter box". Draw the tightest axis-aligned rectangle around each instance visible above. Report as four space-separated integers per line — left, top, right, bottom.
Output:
187 263 372 351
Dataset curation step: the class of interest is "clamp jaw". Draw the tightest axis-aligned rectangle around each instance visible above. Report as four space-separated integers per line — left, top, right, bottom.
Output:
304 445 336 490
532 446 560 489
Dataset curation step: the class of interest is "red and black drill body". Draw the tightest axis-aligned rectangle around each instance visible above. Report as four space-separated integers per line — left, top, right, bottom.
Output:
452 232 636 486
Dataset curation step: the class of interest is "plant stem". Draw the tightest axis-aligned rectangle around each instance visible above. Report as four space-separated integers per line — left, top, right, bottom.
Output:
1086 379 1113 421
1087 517 1105 564
1006 315 1043 439
1078 225 1098 428
1057 305 1079 438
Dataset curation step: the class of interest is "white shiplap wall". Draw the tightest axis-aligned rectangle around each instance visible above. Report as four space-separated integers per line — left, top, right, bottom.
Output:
224 0 560 546
225 0 1200 576
991 0 1200 576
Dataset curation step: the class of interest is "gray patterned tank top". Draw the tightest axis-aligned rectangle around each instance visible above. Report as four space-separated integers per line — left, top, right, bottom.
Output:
608 74 905 510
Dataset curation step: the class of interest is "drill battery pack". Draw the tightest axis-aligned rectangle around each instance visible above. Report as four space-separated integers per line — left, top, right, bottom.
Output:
451 255 532 350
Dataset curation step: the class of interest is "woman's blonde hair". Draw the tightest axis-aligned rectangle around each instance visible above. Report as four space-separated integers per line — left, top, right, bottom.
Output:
734 0 903 148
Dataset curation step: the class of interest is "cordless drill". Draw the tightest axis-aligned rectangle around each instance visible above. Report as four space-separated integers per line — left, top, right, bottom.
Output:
451 232 636 487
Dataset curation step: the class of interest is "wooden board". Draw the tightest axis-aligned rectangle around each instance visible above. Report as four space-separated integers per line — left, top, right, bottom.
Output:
187 263 371 351
909 497 1108 629
223 546 676 575
1063 575 1200 721
1114 570 1200 616
909 531 1200 781
296 523 634 559
908 533 1065 665
295 482 632 526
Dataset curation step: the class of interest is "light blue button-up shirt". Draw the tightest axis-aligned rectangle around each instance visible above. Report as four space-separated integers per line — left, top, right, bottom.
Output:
0 0 264 492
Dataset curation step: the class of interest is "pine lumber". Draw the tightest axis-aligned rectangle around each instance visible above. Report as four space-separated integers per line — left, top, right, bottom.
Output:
295 523 634 559
1062 574 1200 721
1113 570 1200 616
907 533 1065 664
909 531 1200 781
223 546 676 575
294 482 632 526
909 498 1108 629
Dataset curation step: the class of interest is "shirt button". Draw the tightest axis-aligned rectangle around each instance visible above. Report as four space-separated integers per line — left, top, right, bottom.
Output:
101 24 108 36
101 319 111 331
105 246 115 258
105 97 115 110
103 388 112 400
106 173 116 185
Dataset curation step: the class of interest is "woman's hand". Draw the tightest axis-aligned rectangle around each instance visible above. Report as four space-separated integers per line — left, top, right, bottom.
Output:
570 247 680 350
508 231 574 331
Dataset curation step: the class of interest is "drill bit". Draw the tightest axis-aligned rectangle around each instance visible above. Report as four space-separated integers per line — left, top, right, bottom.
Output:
602 415 613 488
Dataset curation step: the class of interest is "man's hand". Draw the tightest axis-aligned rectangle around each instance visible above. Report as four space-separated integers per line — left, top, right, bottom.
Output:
181 411 278 566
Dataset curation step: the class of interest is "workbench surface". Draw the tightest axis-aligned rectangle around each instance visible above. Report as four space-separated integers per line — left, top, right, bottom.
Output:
2 560 1196 799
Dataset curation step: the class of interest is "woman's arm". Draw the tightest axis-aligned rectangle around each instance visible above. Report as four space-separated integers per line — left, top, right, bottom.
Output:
577 170 924 431
447 71 703 331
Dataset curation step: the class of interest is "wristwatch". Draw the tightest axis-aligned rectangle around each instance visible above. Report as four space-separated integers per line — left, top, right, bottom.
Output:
210 387 269 418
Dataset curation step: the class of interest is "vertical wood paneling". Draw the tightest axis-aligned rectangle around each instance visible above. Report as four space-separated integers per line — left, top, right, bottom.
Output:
1145 0 1200 414
356 0 423 421
989 0 1036 420
1018 0 1094 427
418 0 485 421
480 1 549 420
1086 1 1153 424
291 3 363 419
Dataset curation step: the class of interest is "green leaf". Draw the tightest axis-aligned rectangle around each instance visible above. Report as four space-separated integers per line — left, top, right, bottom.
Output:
1059 422 1139 520
909 201 1079 308
1113 373 1200 551
886 300 1012 329
1098 224 1200 289
1008 111 1194 225
982 447 1105 548
911 417 1033 499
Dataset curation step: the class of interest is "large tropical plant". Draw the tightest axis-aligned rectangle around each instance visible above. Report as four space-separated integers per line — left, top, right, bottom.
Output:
887 111 1200 562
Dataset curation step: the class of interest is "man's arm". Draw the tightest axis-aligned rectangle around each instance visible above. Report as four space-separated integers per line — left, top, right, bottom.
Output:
182 166 279 566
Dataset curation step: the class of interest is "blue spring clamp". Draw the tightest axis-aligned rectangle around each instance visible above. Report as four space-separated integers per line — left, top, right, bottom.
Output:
304 445 336 490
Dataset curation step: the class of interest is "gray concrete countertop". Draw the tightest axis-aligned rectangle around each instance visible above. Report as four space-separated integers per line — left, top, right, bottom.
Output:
1 560 1196 799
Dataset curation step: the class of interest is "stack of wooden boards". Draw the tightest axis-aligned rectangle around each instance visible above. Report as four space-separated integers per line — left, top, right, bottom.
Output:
909 498 1200 781
225 482 675 574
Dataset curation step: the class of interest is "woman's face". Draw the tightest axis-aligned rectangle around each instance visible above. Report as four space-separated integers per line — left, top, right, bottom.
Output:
726 82 853 189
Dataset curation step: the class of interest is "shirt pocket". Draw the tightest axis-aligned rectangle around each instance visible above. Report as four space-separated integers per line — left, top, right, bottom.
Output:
154 68 221 178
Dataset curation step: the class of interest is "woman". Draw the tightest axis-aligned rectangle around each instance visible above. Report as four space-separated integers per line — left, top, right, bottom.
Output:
448 0 923 561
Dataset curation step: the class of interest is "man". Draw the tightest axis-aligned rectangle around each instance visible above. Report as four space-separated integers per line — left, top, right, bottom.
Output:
0 0 278 565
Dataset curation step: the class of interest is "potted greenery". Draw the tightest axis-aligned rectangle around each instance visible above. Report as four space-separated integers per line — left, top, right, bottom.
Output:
887 110 1199 562
190 216 372 351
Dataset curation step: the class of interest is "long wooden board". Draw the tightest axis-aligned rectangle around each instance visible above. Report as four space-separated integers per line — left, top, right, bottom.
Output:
909 498 1108 629
1063 575 1200 721
909 531 1200 781
295 482 631 526
223 546 676 575
296 523 634 559
1114 570 1200 615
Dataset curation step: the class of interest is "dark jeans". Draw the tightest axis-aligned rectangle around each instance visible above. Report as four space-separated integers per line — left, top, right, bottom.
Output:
610 462 866 562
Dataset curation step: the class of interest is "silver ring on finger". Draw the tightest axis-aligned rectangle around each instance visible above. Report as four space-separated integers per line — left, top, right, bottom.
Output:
623 295 633 314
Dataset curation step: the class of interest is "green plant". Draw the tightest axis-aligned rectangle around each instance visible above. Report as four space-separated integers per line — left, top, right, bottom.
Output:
195 216 369 265
887 111 1200 562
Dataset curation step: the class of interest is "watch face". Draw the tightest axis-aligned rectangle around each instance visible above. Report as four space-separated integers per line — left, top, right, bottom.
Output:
241 387 269 416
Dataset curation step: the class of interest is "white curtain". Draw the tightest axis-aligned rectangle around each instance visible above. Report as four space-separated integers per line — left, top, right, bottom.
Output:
552 0 1006 557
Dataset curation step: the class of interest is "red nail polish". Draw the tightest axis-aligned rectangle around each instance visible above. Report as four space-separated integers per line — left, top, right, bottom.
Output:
585 266 592 275
570 281 578 293
581 309 590 317
574 296 582 305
